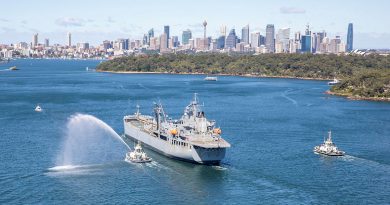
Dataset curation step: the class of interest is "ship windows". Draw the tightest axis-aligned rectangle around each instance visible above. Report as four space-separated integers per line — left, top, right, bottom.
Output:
160 135 167 141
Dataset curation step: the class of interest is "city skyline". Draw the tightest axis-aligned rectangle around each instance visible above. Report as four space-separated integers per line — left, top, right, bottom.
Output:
0 0 389 49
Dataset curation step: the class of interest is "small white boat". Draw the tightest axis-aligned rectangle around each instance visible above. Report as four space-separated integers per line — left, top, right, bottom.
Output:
204 76 218 81
125 142 152 163
86 67 89 71
35 105 42 112
328 78 340 85
314 131 345 156
9 66 18 71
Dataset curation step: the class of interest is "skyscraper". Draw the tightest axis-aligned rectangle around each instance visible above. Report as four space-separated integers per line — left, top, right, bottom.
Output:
160 33 168 52
164 25 170 47
32 33 38 47
241 25 250 45
182 29 192 45
276 28 290 53
301 35 311 53
301 25 311 53
250 32 260 48
347 23 353 52
265 24 275 53
217 35 225 49
67 32 72 47
225 29 237 49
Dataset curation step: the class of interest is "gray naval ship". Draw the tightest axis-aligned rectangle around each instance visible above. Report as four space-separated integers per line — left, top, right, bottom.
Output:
123 94 230 164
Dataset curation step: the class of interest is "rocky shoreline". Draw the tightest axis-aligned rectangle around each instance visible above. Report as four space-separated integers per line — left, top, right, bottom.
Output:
325 91 390 102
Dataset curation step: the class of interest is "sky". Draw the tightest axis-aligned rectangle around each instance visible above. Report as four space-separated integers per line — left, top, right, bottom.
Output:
0 0 389 49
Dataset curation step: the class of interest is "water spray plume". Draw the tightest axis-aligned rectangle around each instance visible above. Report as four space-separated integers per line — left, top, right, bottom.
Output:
56 113 130 166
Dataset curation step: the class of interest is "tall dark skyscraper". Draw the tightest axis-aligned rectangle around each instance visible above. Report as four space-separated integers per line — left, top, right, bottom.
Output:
164 25 170 47
347 23 353 52
265 24 275 53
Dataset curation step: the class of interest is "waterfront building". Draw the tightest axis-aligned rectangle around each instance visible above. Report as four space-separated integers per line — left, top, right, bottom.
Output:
225 29 237 49
347 23 353 52
77 42 89 51
182 29 192 45
265 24 275 53
241 25 250 45
103 40 112 50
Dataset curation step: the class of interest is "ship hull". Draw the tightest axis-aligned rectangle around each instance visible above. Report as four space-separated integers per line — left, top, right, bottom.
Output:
124 121 226 165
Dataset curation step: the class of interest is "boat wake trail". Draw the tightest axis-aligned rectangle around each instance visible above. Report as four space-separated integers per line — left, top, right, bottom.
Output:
281 89 298 106
341 155 390 170
137 83 150 90
46 164 109 176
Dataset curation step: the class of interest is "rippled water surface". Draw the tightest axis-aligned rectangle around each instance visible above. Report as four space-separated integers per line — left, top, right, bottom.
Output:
0 59 389 204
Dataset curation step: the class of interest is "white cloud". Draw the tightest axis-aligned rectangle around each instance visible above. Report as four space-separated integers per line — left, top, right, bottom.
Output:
55 17 85 27
0 18 9 22
280 7 306 14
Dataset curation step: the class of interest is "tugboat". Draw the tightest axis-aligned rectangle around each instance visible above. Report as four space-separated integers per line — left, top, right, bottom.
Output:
314 131 345 156
125 142 152 163
35 104 42 112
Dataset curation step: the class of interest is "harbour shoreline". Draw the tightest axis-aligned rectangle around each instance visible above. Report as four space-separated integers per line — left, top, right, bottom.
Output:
325 91 390 102
97 70 332 81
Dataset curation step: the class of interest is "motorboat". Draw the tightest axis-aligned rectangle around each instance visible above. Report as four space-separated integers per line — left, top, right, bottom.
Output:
204 76 218 81
125 142 152 163
35 105 42 112
314 131 345 156
9 66 18 71
328 78 340 85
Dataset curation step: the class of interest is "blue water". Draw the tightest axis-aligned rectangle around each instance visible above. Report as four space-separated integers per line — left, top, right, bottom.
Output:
1 59 389 204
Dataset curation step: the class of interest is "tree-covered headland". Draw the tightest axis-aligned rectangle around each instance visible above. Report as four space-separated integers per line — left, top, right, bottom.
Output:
97 53 390 101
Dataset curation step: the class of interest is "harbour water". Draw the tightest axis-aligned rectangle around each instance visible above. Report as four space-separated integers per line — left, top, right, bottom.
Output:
0 59 389 204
